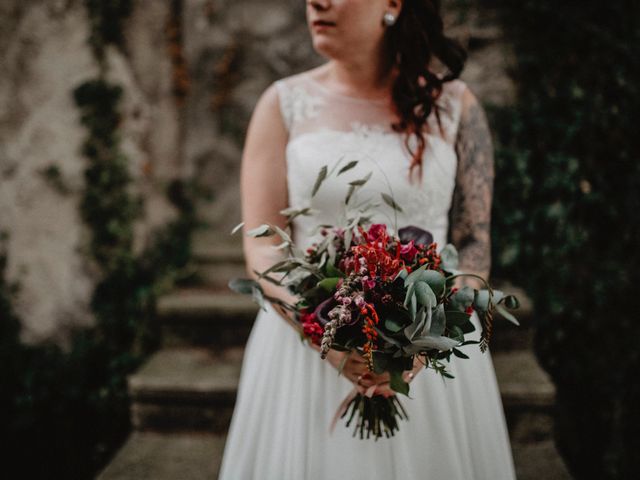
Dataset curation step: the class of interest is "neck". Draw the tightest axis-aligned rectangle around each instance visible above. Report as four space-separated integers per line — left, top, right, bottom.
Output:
326 43 396 96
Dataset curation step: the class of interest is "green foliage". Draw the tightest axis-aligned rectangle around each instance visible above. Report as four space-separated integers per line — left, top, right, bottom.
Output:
84 0 133 61
0 1 200 477
491 1 640 478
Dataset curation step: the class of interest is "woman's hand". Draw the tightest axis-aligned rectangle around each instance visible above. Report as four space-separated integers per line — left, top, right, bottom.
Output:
309 343 371 389
359 355 427 398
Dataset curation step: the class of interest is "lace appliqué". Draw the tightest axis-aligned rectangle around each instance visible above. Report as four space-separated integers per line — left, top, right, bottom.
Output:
279 84 326 130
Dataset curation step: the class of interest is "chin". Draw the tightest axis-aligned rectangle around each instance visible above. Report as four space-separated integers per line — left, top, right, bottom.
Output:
311 38 342 60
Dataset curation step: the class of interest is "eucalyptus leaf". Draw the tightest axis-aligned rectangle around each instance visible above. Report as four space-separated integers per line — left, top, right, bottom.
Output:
414 281 436 308
404 307 428 341
337 160 359 175
452 348 470 359
440 244 459 271
421 269 446 297
272 225 293 244
404 282 416 308
390 370 410 396
429 303 446 336
411 335 459 351
449 286 475 311
349 171 372 187
474 290 491 312
504 294 520 309
373 327 404 347
230 221 244 235
381 192 404 212
247 224 275 238
345 184 356 204
251 285 267 311
496 304 521 326
228 277 261 295
312 165 328 197
446 310 472 327
385 317 404 333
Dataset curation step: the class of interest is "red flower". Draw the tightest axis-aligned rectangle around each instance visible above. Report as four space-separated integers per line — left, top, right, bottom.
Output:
366 223 387 241
301 312 324 345
400 240 418 262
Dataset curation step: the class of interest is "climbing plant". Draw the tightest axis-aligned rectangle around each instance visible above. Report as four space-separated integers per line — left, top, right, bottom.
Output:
490 1 640 478
0 1 199 478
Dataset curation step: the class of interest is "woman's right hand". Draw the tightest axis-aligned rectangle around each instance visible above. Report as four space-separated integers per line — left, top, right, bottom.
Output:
310 344 371 388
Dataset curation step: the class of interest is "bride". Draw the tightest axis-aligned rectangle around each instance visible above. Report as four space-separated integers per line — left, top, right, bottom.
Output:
219 0 516 478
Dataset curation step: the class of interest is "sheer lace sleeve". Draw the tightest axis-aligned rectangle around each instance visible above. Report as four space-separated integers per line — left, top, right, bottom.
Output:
449 87 495 287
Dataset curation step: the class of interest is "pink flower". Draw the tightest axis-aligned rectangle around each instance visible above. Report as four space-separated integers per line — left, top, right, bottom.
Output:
400 240 418 262
367 224 387 241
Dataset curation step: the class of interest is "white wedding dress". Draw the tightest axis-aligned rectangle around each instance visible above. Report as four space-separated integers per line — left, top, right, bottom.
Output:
218 69 516 480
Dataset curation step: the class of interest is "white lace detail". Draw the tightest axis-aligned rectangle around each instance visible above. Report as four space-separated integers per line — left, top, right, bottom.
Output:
275 81 326 131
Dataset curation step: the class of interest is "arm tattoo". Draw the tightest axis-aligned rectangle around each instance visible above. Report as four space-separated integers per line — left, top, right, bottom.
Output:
449 94 495 285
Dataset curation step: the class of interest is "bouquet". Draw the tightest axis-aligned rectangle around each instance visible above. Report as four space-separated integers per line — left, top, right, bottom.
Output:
230 161 520 440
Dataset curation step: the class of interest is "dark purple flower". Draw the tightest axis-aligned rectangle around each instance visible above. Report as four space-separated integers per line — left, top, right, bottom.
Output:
313 297 337 327
398 226 433 247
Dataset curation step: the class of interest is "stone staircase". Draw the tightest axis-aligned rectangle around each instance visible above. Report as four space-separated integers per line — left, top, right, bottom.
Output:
97 230 572 480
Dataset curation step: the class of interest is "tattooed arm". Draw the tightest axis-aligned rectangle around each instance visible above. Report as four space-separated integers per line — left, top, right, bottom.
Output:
448 87 495 289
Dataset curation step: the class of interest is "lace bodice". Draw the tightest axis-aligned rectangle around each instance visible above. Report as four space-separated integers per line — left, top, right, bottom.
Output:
274 70 468 251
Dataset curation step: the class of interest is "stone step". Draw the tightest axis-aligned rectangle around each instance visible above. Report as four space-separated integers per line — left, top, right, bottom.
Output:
157 288 258 347
157 283 534 351
96 431 225 480
191 235 247 288
129 346 554 434
128 347 243 432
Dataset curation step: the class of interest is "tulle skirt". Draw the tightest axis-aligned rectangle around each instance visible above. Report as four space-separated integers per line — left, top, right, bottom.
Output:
218 303 516 479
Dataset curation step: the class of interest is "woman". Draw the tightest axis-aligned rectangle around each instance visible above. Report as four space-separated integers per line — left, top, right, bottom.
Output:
218 0 516 478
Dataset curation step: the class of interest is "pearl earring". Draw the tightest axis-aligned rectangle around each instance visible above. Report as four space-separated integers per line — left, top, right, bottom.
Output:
383 12 397 26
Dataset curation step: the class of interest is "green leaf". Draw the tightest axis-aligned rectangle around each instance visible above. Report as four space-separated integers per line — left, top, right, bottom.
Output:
228 277 261 295
349 171 372 187
373 326 403 347
452 348 470 359
312 165 328 197
439 244 459 271
449 286 475 311
345 184 356 205
421 270 446 297
385 317 404 333
474 290 491 311
372 351 389 374
381 192 403 212
445 310 472 327
318 277 340 292
325 262 344 278
496 304 520 326
246 224 276 238
414 281 436 308
390 370 410 396
411 335 459 351
504 294 520 309
230 221 244 235
450 325 465 342
272 225 293 244
404 307 429 341
404 282 416 307
337 160 359 175
429 303 446 336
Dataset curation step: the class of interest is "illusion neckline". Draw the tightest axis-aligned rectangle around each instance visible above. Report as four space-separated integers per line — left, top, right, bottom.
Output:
303 72 390 105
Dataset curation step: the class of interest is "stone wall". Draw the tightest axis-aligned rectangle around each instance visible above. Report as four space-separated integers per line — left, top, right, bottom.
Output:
185 0 515 235
0 0 182 346
0 0 514 346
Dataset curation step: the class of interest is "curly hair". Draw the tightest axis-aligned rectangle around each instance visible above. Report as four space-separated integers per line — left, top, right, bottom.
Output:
385 0 467 181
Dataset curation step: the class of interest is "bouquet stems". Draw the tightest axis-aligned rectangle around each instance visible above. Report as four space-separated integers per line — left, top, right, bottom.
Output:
341 393 409 440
